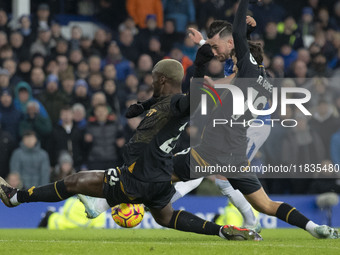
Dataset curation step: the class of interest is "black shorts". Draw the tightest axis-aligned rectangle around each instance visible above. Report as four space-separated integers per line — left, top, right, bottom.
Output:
103 166 175 209
173 148 262 195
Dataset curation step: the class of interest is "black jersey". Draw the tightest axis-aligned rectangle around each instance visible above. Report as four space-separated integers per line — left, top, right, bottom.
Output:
123 94 189 182
199 0 273 159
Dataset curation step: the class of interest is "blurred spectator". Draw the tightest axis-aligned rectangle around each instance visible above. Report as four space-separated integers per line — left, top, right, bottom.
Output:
0 67 10 90
298 7 315 39
96 0 127 30
50 22 64 42
88 55 102 74
160 19 184 53
88 72 103 95
80 36 96 59
119 28 140 64
17 57 31 82
31 52 45 68
280 44 298 72
136 54 153 81
103 79 120 115
180 34 198 61
281 114 325 193
72 79 91 110
250 0 286 33
0 31 7 48
70 25 83 50
309 53 333 77
72 103 87 130
310 99 340 157
57 55 74 82
0 44 14 62
10 31 30 61
50 151 75 182
10 130 50 188
269 56 285 78
3 58 21 88
48 106 85 170
51 38 69 58
31 3 53 35
87 91 109 117
195 0 217 30
0 89 22 141
0 127 16 179
18 100 52 142
331 128 340 165
38 74 69 125
30 67 46 97
163 0 195 32
297 48 311 66
60 74 75 102
0 9 10 35
103 64 117 80
331 1 340 31
92 28 108 58
19 15 34 46
264 22 288 57
146 36 164 64
30 27 55 57
69 48 83 69
119 17 139 36
85 103 124 169
75 60 89 80
164 47 192 76
14 81 49 117
105 41 134 81
137 15 162 53
127 0 163 29
316 7 332 31
291 60 308 86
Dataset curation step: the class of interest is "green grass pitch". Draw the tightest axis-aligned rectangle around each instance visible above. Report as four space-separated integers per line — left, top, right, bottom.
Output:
1 228 339 255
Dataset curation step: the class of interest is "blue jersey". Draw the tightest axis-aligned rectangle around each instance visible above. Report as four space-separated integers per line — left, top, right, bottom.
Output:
224 59 271 125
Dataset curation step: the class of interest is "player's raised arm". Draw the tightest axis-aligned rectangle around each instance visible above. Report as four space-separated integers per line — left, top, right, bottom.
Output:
232 0 251 63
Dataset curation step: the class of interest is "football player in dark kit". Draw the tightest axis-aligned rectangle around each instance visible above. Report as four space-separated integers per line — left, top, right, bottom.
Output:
0 59 261 241
171 0 339 239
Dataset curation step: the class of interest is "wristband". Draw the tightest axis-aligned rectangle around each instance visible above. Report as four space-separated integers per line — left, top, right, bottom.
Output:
199 39 206 46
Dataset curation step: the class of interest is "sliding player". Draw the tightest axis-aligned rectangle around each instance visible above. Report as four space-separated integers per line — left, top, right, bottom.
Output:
0 59 261 241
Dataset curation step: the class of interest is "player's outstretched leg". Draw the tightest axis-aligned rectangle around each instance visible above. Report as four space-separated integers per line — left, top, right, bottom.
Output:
0 171 105 207
149 203 262 241
78 195 110 218
214 177 260 232
245 187 339 239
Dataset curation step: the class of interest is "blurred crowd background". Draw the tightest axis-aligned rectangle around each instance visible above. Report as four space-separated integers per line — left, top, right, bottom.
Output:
0 0 339 195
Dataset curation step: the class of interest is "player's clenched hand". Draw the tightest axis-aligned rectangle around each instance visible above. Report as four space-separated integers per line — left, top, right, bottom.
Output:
188 28 203 45
194 44 214 66
125 103 145 118
246 16 256 27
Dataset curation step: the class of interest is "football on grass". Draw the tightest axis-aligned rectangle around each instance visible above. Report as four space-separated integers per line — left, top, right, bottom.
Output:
111 203 144 228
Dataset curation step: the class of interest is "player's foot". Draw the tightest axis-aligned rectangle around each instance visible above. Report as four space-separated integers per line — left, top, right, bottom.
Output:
244 221 262 233
314 225 339 239
0 177 18 207
77 194 102 219
221 225 263 241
